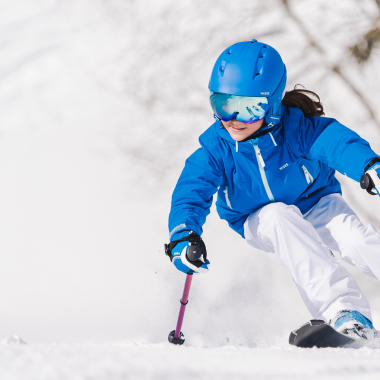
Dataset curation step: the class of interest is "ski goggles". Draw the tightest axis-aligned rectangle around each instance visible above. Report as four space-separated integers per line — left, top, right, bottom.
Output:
210 92 269 124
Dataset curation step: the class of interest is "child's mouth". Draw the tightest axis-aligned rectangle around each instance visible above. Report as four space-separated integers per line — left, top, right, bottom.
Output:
230 125 246 132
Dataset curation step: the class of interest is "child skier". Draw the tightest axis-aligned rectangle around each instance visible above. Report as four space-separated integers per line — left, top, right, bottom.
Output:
165 39 380 340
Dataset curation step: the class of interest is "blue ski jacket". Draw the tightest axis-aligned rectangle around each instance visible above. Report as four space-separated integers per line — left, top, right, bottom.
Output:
169 107 379 240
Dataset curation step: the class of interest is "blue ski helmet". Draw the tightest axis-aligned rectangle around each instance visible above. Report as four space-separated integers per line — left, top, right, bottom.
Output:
208 39 287 126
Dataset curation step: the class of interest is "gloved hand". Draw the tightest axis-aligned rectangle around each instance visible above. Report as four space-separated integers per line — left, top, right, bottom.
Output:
360 160 380 196
165 231 210 274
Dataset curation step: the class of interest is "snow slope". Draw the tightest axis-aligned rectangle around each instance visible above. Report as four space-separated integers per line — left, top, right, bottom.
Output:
0 0 380 378
1 340 380 380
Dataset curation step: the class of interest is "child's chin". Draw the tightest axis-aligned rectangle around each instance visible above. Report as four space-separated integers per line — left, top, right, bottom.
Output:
231 135 245 141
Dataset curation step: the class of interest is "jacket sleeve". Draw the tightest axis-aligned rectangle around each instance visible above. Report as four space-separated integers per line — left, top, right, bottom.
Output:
168 145 222 240
296 113 380 182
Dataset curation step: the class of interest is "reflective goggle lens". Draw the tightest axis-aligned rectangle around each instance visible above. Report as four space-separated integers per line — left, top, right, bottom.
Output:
210 93 269 123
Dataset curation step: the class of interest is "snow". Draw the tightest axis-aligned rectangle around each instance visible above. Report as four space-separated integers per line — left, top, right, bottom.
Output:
1 341 380 380
0 0 380 378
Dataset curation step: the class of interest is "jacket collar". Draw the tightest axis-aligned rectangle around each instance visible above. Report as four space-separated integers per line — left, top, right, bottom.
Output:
215 120 281 152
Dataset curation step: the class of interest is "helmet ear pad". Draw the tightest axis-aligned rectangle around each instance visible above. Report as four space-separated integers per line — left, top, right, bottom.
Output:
264 69 287 126
265 99 282 126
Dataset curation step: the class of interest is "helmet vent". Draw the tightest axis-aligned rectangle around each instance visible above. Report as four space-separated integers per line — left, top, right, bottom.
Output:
253 46 266 78
227 49 232 55
219 60 226 76
255 60 264 77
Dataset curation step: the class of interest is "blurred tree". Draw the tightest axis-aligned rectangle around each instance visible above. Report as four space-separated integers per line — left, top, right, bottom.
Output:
282 0 380 129
349 1 380 62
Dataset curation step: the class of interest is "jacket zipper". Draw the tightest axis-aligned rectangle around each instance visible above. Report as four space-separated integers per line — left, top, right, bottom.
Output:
251 141 275 202
302 165 314 184
223 186 233 209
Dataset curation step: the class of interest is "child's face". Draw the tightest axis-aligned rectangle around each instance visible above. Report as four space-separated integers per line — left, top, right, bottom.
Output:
221 119 265 141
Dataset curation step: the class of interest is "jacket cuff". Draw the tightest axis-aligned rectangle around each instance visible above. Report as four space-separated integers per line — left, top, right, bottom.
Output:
170 227 191 242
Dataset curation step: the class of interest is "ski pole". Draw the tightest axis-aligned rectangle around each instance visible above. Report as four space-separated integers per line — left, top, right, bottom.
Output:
168 273 193 345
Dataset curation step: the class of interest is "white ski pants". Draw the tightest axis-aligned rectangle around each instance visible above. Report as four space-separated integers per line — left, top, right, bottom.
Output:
244 193 380 322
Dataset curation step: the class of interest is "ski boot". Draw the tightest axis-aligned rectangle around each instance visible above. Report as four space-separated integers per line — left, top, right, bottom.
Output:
331 310 377 340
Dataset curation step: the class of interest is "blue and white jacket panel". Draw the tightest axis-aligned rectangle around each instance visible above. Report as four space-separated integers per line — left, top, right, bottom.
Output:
169 107 379 239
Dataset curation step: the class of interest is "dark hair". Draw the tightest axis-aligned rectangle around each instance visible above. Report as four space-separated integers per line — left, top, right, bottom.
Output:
281 86 324 117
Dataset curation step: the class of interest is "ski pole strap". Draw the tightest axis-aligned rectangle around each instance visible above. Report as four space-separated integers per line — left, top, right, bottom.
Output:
164 232 205 261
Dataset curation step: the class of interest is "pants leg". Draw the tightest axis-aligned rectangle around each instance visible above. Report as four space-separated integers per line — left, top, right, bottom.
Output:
304 193 380 280
244 202 371 322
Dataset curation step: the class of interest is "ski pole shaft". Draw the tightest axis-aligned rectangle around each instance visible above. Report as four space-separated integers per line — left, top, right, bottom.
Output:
174 273 193 338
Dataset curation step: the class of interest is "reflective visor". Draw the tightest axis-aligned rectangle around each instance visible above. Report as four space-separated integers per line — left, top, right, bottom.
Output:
210 93 269 123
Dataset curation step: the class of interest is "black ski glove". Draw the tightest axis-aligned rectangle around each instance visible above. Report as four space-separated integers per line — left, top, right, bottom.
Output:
360 158 380 195
165 232 209 274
